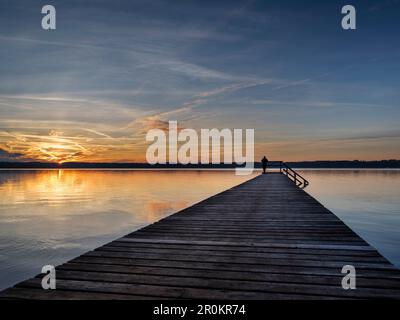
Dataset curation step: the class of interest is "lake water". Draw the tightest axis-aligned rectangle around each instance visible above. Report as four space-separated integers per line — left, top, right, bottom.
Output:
301 169 400 269
0 169 399 290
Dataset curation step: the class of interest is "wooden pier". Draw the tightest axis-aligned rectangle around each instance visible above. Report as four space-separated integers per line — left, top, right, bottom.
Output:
1 173 400 299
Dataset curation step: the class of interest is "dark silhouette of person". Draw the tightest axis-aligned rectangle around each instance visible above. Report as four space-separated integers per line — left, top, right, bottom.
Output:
261 156 269 174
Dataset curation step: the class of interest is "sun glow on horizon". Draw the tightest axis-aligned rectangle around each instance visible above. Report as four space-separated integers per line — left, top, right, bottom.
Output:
1 120 400 164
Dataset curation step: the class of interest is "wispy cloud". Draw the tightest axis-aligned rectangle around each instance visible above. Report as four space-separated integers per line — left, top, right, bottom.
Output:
0 94 87 103
196 79 274 98
319 130 400 142
250 99 396 109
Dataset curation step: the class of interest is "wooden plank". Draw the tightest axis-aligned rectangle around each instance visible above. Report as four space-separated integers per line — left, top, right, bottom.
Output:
116 238 375 251
108 241 383 257
36 270 400 299
99 244 388 263
84 250 395 270
15 278 339 300
71 256 400 279
59 262 400 289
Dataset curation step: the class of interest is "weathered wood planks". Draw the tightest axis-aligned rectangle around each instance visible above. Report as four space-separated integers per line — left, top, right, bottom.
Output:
1 173 399 299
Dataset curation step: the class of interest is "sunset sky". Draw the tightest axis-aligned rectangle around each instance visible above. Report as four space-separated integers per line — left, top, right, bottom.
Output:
0 0 399 163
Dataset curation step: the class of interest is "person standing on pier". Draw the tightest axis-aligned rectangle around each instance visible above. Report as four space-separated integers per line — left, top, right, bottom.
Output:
261 156 269 174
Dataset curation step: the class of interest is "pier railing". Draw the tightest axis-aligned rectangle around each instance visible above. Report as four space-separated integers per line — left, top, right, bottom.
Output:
267 161 309 189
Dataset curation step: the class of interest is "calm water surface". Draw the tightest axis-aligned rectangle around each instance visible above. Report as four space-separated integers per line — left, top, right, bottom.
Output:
0 169 399 290
300 169 400 269
0 170 256 290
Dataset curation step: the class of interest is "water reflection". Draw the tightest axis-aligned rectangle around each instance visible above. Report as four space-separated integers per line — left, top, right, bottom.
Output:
0 169 256 290
301 169 400 268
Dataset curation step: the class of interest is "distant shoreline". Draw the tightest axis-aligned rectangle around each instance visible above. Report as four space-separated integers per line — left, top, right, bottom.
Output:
0 160 399 169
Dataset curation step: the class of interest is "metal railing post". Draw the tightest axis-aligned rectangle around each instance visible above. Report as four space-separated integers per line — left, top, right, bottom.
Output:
273 161 309 188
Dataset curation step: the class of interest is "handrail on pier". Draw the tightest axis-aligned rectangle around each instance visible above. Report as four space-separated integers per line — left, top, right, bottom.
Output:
266 161 309 189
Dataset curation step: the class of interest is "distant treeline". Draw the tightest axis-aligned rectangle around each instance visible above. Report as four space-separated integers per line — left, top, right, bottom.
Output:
0 162 240 169
0 160 399 169
286 160 400 168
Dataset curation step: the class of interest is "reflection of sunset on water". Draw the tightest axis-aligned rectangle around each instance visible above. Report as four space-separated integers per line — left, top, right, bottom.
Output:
0 170 255 290
0 170 255 219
